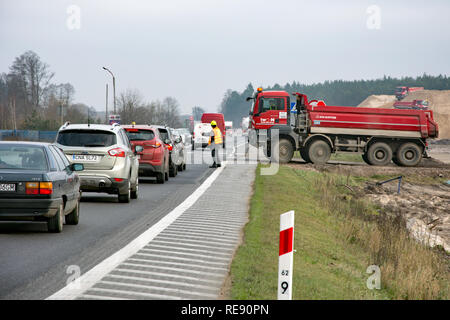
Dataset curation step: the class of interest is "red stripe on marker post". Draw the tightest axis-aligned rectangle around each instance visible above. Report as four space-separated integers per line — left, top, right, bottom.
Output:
279 227 293 256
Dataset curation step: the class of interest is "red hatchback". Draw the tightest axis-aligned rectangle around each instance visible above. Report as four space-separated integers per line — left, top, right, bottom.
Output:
123 125 170 184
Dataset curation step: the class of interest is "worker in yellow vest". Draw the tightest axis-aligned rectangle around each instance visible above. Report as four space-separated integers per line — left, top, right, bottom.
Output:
208 120 223 168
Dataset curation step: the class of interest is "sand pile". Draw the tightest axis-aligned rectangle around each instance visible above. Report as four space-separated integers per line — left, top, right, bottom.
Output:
357 90 450 139
357 95 396 108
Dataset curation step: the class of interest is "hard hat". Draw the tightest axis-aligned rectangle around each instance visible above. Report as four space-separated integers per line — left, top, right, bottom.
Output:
211 120 217 126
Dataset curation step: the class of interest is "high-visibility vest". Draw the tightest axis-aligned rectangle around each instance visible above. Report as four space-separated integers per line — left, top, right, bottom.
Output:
209 127 223 145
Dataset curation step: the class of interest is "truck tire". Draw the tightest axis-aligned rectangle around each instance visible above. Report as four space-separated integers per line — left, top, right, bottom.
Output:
300 148 311 163
362 153 371 165
367 142 392 166
65 199 80 225
395 143 422 167
272 139 294 163
307 140 331 165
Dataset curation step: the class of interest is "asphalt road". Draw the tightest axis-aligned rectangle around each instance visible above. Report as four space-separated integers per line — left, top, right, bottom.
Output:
0 152 213 300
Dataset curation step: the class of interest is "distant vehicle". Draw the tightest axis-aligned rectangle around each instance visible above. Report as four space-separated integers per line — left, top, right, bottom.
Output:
55 123 141 203
174 128 192 146
192 122 212 150
241 117 250 135
201 113 226 147
395 86 424 100
152 125 181 177
0 141 84 233
170 128 187 172
225 121 233 135
394 100 429 110
109 114 121 125
123 124 170 184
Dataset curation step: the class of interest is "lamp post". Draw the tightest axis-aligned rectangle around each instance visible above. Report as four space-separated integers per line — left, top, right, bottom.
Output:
102 67 116 114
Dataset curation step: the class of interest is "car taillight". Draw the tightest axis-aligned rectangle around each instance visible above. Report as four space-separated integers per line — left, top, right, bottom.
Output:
108 147 126 157
166 144 173 151
39 182 53 195
114 178 124 182
26 182 53 195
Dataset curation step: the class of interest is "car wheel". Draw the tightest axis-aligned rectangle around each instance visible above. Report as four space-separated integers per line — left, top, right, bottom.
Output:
48 203 64 233
65 199 80 225
131 178 138 199
191 143 195 151
156 171 165 184
169 163 177 177
183 163 186 171
178 164 183 172
118 180 131 203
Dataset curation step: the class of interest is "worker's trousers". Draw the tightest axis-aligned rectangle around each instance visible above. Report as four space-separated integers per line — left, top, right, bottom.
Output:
211 143 222 165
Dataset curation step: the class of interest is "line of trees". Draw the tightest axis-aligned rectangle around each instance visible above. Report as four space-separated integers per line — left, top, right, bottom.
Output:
219 74 450 125
117 89 182 128
0 50 185 131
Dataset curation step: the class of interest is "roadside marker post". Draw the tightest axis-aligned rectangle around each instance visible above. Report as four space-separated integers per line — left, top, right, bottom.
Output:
278 210 294 300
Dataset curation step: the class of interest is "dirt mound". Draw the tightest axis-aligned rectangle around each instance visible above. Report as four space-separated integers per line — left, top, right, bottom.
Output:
357 90 450 139
357 95 396 108
405 90 450 115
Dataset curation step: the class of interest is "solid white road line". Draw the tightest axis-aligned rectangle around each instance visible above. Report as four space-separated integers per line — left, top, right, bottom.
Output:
46 162 227 300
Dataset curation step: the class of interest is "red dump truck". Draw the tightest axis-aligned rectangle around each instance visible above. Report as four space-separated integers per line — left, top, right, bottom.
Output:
393 100 429 110
247 88 439 166
395 86 424 100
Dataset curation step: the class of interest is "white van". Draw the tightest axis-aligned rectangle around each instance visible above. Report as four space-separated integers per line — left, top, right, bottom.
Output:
192 123 212 150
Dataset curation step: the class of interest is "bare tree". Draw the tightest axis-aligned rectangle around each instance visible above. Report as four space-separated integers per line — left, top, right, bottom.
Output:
9 50 54 110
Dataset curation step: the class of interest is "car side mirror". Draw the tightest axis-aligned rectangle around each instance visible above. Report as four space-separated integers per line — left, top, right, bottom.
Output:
175 137 182 144
246 97 253 101
71 163 84 171
249 111 253 116
135 145 144 153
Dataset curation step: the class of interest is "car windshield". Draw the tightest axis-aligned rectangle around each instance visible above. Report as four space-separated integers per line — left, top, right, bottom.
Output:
57 130 117 147
125 129 155 141
0 145 48 171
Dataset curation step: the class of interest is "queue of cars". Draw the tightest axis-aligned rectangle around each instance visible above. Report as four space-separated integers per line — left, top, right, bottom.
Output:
0 122 192 232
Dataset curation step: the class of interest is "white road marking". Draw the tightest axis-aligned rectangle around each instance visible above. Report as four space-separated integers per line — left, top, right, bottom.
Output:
46 162 227 300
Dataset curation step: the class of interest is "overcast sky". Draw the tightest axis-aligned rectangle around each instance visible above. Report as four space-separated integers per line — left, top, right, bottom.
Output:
1 0 449 114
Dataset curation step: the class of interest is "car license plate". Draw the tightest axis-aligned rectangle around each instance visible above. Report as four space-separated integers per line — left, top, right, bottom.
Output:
0 183 16 192
72 154 99 162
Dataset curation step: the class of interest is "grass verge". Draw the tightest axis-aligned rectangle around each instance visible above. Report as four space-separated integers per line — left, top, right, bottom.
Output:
228 165 449 300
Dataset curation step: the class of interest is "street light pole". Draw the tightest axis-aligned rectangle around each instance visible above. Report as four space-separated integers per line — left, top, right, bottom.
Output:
105 83 109 124
102 67 116 114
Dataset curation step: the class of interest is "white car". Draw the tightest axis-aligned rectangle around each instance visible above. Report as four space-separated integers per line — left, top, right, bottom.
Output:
192 123 212 150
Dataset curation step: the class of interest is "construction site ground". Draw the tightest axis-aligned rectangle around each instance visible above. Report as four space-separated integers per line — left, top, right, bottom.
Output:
288 145 450 254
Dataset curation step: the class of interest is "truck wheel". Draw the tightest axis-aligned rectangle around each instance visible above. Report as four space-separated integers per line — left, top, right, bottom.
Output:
272 139 294 163
367 142 392 166
395 143 422 167
300 148 311 163
48 203 64 233
362 153 371 165
307 140 331 165
65 199 80 225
